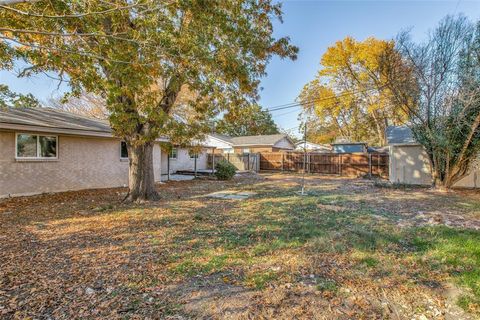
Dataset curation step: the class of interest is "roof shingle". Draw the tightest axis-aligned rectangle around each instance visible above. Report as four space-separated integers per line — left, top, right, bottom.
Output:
386 126 418 145
0 107 111 133
229 134 288 146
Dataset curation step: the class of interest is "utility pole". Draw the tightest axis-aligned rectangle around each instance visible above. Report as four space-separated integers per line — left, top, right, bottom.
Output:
301 122 307 195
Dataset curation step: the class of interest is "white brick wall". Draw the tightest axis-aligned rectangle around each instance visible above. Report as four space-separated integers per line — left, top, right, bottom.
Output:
0 131 163 197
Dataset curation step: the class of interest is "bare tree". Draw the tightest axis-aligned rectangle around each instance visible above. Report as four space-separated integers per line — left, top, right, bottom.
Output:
389 15 480 189
47 92 108 120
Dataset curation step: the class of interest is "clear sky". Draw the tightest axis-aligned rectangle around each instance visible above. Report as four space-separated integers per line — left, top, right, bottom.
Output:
1 0 479 137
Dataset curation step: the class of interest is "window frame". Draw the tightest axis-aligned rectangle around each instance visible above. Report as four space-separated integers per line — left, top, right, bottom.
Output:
120 141 129 160
169 147 178 160
15 133 58 160
189 150 199 159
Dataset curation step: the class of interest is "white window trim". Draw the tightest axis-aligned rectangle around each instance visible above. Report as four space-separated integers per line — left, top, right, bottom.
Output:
169 148 178 160
15 133 58 160
120 141 129 160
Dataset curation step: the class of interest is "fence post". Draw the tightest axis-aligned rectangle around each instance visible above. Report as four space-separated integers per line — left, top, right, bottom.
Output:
308 153 311 173
339 154 342 176
247 153 250 171
368 153 372 178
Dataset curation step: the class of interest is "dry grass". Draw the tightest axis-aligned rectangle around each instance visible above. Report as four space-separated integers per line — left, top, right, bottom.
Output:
1 173 479 319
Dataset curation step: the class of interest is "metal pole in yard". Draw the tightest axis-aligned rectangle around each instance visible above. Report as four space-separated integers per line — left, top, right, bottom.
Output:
194 153 197 178
211 148 215 175
301 122 307 195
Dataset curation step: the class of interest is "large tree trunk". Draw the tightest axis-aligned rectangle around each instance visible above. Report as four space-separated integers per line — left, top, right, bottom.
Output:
124 142 160 202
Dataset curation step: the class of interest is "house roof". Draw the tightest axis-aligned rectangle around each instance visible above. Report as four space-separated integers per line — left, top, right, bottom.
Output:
229 134 291 147
367 146 390 153
386 126 418 145
331 142 368 146
209 133 292 147
0 107 171 142
208 133 234 144
295 141 331 149
0 107 112 134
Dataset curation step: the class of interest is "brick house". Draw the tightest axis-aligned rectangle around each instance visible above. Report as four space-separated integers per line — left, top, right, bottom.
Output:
0 107 210 198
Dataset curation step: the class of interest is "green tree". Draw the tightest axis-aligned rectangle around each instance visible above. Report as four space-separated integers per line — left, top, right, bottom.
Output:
216 104 279 136
0 84 40 108
0 1 297 201
390 16 480 189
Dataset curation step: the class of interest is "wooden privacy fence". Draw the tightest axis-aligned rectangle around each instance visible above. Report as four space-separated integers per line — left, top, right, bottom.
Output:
259 152 389 178
208 153 260 172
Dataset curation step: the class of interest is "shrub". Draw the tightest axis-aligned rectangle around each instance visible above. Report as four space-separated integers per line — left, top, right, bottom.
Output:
215 160 236 180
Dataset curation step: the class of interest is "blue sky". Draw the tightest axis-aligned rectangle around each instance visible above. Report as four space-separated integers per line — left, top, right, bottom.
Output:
1 1 479 136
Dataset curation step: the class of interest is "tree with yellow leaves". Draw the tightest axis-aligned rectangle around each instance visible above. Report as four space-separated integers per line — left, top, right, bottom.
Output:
298 37 409 145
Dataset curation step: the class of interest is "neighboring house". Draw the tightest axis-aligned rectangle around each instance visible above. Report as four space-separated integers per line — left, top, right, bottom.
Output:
294 141 331 152
331 142 368 153
205 133 295 153
369 146 390 153
160 147 209 175
0 107 209 198
387 126 479 188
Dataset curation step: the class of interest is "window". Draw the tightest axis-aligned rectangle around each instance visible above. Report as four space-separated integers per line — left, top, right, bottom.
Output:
16 133 57 159
224 148 234 154
120 141 129 159
242 148 250 154
189 150 198 159
169 148 177 159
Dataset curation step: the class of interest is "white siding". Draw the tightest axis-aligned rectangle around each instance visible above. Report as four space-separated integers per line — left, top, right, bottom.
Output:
161 148 209 175
153 144 162 182
455 162 480 188
389 144 480 188
389 145 432 185
204 135 233 151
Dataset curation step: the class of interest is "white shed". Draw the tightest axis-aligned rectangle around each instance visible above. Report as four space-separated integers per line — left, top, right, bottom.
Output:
387 126 480 188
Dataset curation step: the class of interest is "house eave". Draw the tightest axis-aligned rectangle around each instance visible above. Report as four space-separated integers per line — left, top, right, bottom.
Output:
233 143 275 147
206 135 234 146
0 122 170 142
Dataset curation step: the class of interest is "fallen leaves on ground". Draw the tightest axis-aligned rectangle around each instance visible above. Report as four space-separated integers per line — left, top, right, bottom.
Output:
0 173 479 319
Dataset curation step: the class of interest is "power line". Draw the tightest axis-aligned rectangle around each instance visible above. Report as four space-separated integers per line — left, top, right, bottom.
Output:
271 107 302 118
266 85 387 113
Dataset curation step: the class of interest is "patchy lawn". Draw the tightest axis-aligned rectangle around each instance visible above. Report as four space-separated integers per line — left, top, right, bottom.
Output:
1 173 480 319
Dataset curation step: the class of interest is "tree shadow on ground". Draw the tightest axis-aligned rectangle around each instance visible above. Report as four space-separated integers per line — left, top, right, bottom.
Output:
1 174 479 319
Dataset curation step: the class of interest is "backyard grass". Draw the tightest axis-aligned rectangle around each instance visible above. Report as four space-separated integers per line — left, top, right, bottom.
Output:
1 173 479 319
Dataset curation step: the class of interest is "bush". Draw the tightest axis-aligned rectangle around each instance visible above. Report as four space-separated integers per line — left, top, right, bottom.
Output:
215 160 237 180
